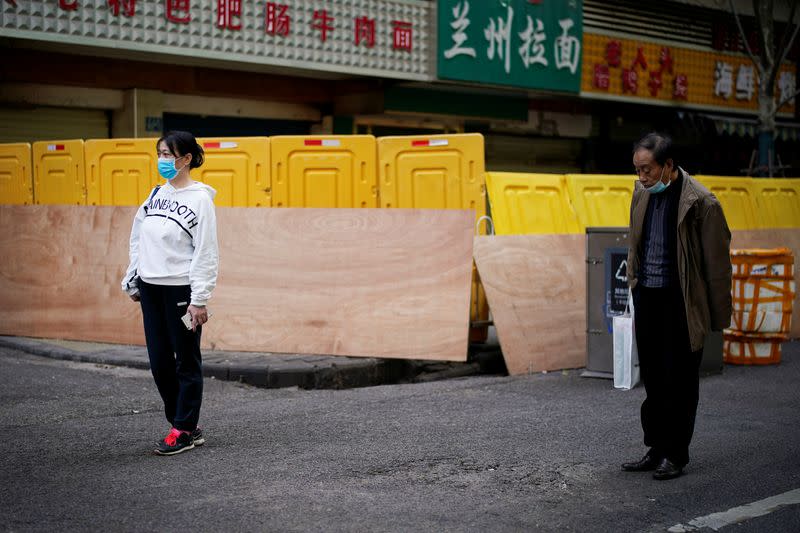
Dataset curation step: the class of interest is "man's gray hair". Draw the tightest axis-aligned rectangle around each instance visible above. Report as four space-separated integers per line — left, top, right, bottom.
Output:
633 132 675 166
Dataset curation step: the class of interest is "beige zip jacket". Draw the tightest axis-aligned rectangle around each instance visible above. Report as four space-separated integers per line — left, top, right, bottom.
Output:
627 168 733 352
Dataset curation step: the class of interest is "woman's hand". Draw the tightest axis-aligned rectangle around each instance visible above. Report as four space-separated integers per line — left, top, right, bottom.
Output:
188 304 208 331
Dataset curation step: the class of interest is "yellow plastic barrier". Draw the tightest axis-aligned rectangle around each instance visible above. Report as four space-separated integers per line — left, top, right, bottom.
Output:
486 172 582 234
271 135 376 208
751 178 800 228
695 176 761 230
32 140 86 205
85 138 160 206
0 143 33 205
378 133 486 220
195 137 270 207
565 174 636 229
379 134 488 335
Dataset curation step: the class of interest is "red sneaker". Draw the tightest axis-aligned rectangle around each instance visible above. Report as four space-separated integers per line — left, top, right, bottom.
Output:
154 428 194 456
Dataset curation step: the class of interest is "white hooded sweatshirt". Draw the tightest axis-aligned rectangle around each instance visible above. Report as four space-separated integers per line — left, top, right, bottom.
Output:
122 181 219 306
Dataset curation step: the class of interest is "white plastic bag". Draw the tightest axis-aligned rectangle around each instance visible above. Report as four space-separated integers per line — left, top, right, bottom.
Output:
613 293 640 389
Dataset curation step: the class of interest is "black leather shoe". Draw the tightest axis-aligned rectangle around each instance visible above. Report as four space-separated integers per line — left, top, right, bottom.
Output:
622 452 660 472
653 458 683 480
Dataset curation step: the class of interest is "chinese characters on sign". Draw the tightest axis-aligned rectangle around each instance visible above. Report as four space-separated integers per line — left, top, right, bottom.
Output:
778 71 796 106
594 40 687 100
438 0 583 93
216 0 241 30
2 0 430 81
714 61 798 109
735 65 754 100
166 0 190 23
554 19 580 75
593 64 609 90
582 33 796 114
484 4 513 74
12 0 415 50
714 61 733 99
714 61 757 101
673 74 688 100
606 40 621 67
443 0 475 59
392 20 412 51
355 16 375 48
518 15 547 69
108 0 135 17
312 10 335 42
265 2 290 37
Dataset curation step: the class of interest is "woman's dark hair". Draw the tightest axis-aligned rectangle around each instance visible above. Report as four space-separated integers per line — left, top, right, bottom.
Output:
157 130 204 169
633 132 675 167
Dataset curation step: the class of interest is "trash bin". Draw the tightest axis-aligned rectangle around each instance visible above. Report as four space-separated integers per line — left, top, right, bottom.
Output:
583 227 723 378
584 227 630 378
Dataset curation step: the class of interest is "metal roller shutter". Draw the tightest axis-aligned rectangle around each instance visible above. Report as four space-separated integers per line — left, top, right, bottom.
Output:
584 0 715 47
485 134 583 173
0 106 109 143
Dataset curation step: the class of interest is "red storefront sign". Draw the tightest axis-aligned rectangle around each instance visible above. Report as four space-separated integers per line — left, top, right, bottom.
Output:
392 20 412 51
265 3 290 37
606 40 621 67
355 16 376 48
166 0 190 24
216 0 241 30
312 9 335 42
589 36 688 101
108 0 135 17
593 63 610 90
6 1 415 50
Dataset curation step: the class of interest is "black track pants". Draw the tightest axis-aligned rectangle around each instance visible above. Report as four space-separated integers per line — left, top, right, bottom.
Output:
138 280 203 431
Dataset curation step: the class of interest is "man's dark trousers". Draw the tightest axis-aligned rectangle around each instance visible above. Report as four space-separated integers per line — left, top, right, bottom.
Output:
633 284 703 467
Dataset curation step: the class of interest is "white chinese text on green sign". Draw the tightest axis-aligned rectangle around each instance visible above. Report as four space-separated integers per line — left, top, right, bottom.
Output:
438 0 583 93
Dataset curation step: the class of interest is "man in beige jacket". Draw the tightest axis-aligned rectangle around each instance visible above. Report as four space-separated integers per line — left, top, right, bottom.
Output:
623 132 732 480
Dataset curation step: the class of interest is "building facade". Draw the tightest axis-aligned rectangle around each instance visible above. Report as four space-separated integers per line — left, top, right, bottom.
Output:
1 0 797 175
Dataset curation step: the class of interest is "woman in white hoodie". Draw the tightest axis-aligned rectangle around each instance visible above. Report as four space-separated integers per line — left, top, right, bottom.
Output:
122 131 219 456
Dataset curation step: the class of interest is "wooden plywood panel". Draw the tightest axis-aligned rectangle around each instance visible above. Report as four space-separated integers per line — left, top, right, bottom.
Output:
213 208 473 359
0 206 473 361
0 205 144 344
474 234 586 375
731 229 800 339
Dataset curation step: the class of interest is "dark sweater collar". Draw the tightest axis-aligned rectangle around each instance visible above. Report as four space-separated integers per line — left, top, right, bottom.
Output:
668 169 683 198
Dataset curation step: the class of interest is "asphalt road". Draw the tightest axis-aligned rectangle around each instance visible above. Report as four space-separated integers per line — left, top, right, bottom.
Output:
1 343 799 532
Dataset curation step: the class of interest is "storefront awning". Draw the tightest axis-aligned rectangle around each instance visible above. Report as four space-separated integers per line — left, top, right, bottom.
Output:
701 113 800 142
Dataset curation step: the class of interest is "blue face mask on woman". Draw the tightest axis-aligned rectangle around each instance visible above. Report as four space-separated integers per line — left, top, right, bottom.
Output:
158 158 182 180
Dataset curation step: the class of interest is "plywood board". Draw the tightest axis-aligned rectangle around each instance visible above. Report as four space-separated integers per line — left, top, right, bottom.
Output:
0 205 144 345
473 234 586 375
731 229 800 339
0 205 474 361
213 208 473 359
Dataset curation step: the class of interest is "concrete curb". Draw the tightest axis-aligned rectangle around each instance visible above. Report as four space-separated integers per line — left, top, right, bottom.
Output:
0 336 395 390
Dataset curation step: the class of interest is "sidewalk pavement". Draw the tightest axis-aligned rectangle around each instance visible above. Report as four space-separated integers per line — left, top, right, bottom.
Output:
0 335 504 390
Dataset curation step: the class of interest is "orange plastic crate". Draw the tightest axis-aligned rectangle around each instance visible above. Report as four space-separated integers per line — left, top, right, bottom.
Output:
723 330 787 365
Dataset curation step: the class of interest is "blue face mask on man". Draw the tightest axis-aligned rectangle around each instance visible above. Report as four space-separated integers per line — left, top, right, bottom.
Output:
157 157 183 180
646 164 671 194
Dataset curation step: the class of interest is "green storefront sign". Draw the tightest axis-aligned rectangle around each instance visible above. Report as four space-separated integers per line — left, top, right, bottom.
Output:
437 0 583 93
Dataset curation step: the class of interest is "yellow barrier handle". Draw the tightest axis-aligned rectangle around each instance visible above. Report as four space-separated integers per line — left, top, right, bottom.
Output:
476 215 495 236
